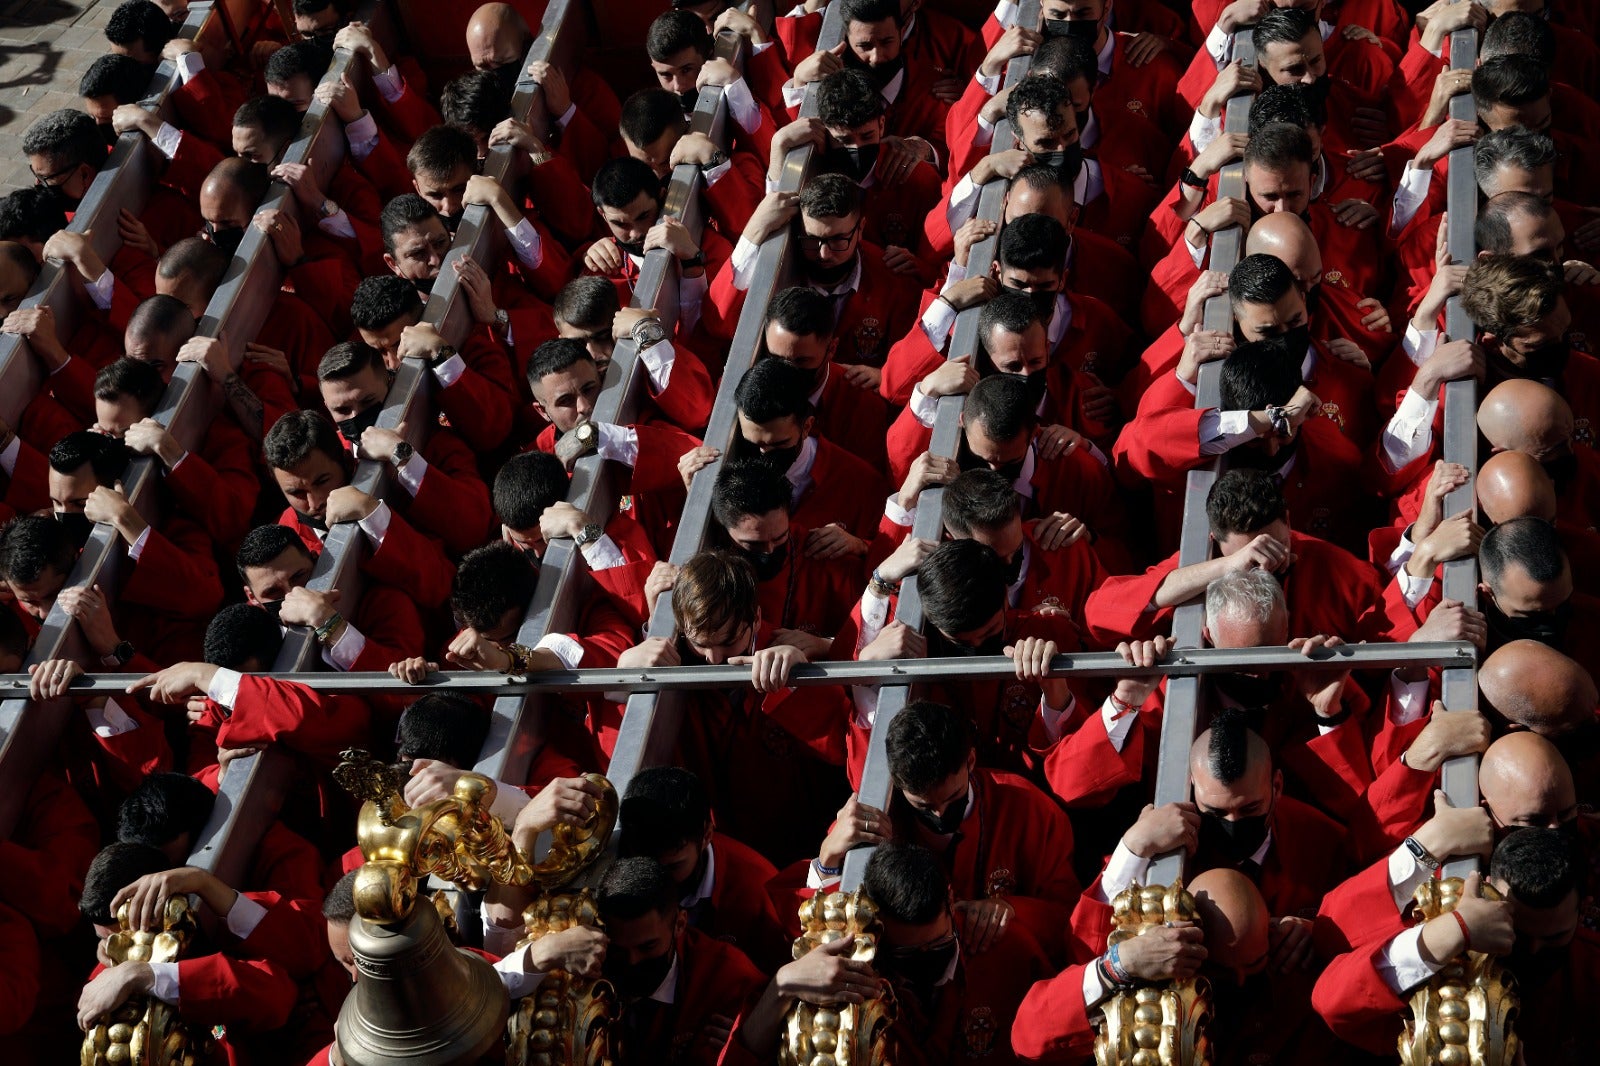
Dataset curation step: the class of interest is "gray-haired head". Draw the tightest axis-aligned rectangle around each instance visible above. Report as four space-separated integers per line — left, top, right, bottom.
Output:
1205 568 1284 628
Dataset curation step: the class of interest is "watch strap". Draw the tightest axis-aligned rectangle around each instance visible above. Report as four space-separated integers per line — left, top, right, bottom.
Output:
1180 167 1208 190
1404 836 1440 870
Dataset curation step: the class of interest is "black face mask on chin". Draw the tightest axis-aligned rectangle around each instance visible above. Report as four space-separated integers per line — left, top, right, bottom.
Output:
675 87 701 113
958 439 1027 484
488 61 522 99
604 947 676 1001
1004 370 1049 412
827 144 880 184
55 510 95 550
856 55 904 92
931 627 1007 658
260 598 285 621
805 255 857 287
615 236 647 259
204 222 245 257
880 935 958 996
1483 597 1572 651
1033 143 1084 188
1505 338 1571 382
1199 807 1272 865
744 540 790 583
903 786 969 837
1211 670 1285 710
336 403 383 443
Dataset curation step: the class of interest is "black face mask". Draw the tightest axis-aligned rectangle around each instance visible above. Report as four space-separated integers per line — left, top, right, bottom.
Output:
805 255 857 287
744 540 790 583
1211 671 1284 710
1033 143 1084 187
1543 451 1579 493
99 123 121 148
204 222 245 257
753 442 803 478
1483 597 1572 651
905 787 968 836
958 440 1027 484
827 144 880 184
488 61 522 99
336 404 383 443
1280 322 1313 361
675 87 701 113
1303 285 1322 317
1003 283 1058 325
1005 370 1049 412
304 31 337 67
1061 18 1100 42
1228 432 1300 474
409 274 437 298
1199 808 1272 865
616 237 647 259
259 598 286 622
933 627 1008 658
1508 338 1570 381
999 546 1025 587
858 56 905 92
605 947 676 1001
880 935 958 994
47 179 83 212
297 509 328 532
55 510 94 550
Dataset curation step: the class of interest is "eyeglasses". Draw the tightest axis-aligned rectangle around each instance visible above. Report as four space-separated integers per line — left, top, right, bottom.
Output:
880 930 957 962
798 221 860 254
31 161 78 189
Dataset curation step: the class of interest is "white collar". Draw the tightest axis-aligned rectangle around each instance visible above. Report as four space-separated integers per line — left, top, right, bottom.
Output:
1013 445 1038 497
880 65 906 105
1311 154 1328 200
1096 28 1115 76
1250 828 1275 867
1046 293 1073 351
1319 19 1334 42
647 952 680 1005
1079 106 1100 150
1301 344 1317 379
809 254 863 298
681 842 717 909
1007 540 1031 606
785 435 820 493
808 371 827 408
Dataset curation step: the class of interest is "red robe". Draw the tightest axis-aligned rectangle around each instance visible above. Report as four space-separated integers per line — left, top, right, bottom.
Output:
813 361 892 470
190 674 371 770
755 529 864 639
279 504 455 611
695 833 789 975
0 774 99 942
622 929 767 1066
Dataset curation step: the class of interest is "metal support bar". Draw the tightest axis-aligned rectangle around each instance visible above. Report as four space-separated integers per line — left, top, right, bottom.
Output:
1439 25 1483 881
9 643 1473 697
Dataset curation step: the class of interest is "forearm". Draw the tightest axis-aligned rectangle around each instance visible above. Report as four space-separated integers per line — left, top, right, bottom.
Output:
1152 558 1225 608
219 372 265 442
736 981 791 1055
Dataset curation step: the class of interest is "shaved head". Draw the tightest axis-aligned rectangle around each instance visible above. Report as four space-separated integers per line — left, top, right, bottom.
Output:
1244 212 1322 288
467 3 528 69
1477 378 1573 460
1479 639 1597 734
1478 450 1558 524
1190 868 1271 980
1480 732 1578 831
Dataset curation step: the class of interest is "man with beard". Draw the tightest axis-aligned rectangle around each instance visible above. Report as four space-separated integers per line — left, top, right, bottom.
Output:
264 409 455 610
1116 335 1367 554
1479 639 1600 804
680 355 885 550
709 461 864 643
348 273 519 453
889 368 1129 569
813 700 1081 964
617 767 789 974
746 842 1051 1064
1314 828 1595 1064
708 174 919 362
784 0 950 166
580 157 722 335
761 286 891 468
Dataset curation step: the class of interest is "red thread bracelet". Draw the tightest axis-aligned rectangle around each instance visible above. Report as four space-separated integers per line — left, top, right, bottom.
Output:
1452 909 1472 951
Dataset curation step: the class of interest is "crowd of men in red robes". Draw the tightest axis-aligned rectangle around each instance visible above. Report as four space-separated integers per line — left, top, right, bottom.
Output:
0 0 1598 1062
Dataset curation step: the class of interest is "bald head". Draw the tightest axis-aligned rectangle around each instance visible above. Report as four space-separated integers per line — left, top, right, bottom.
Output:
1190 712 1275 823
467 3 528 70
124 293 196 372
1477 378 1573 460
1244 212 1322 288
1478 450 1558 524
1480 639 1598 734
199 158 269 231
1190 868 1270 980
1480 732 1577 830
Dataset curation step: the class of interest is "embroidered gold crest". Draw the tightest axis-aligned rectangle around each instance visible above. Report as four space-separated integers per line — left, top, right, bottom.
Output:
1324 270 1345 287
854 316 884 359
963 1006 998 1056
1321 401 1344 429
986 868 1017 897
1576 417 1595 448
1124 99 1144 113
1032 595 1068 617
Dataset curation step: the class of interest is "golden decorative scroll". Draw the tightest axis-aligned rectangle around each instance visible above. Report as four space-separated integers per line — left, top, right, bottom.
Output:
780 888 897 1066
1094 881 1213 1066
81 896 213 1066
1399 877 1520 1066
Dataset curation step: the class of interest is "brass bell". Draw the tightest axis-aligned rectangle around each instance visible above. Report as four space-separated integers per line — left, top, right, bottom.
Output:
336 897 509 1065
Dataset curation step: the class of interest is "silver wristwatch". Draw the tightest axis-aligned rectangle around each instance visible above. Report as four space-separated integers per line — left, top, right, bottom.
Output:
1403 836 1440 870
574 522 604 547
631 316 668 351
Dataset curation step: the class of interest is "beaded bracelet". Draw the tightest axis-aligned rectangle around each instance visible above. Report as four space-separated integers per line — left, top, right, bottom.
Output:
1453 909 1473 952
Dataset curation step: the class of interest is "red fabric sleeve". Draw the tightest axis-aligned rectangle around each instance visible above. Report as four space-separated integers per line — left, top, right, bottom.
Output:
1312 856 1410 959
361 509 456 609
406 432 493 556
370 75 443 146
880 312 945 407
436 336 517 452
121 522 224 621
526 154 596 248
1309 938 1410 1055
0 774 99 938
164 424 260 549
175 954 299 1031
0 902 40 1036
649 341 715 433
217 676 372 767
1011 962 1099 1063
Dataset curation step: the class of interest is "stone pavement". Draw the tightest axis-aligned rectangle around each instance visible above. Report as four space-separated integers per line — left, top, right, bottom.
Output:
0 0 123 194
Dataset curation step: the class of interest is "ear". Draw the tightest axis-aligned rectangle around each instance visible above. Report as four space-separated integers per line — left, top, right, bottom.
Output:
965 748 978 777
243 585 257 605
673 906 689 939
1271 769 1284 803
382 253 398 275
801 414 816 438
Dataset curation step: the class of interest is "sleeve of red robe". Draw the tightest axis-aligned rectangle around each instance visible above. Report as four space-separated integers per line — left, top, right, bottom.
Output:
1311 854 1411 959
1037 696 1157 808
435 336 517 452
174 954 299 1031
121 521 224 621
405 432 493 556
0 902 40 1036
349 584 428 673
216 676 371 767
1011 961 1101 1063
0 774 99 938
164 426 259 549
1309 936 1413 1055
360 509 456 610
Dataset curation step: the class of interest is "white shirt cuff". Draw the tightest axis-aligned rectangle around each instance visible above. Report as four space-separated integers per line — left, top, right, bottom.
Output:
1384 527 1417 576
919 297 957 348
975 68 1001 95
781 78 806 110
1376 926 1443 995
85 697 140 737
1398 569 1434 608
555 102 576 130
345 110 379 161
492 943 548 999
579 534 628 571
433 353 467 388
1189 111 1222 157
206 667 243 709
595 423 640 467
127 525 151 561
1037 691 1080 742
534 632 584 670
357 499 393 548
1402 324 1439 368
946 173 981 231
883 494 914 529
1381 388 1439 471
854 587 892 657
395 451 428 497
321 620 368 671
1097 841 1151 902
1205 23 1232 68
488 779 532 824
908 384 940 427
318 209 358 240
639 339 675 393
225 894 269 939
506 217 543 271
730 235 761 290
1385 845 1428 910
1199 409 1256 455
147 961 180 1004
152 122 183 160
1391 163 1433 235
1389 674 1433 727
1101 695 1139 751
1082 963 1111 1009
702 156 732 186
86 268 114 310
724 76 761 134
175 50 204 84
372 64 405 103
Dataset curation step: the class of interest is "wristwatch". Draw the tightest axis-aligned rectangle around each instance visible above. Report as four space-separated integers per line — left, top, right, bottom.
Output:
570 419 600 456
1180 167 1208 190
631 316 668 351
574 522 604 547
677 250 706 270
102 641 135 667
492 308 510 335
1403 836 1441 871
389 440 414 467
429 343 458 368
318 198 340 219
